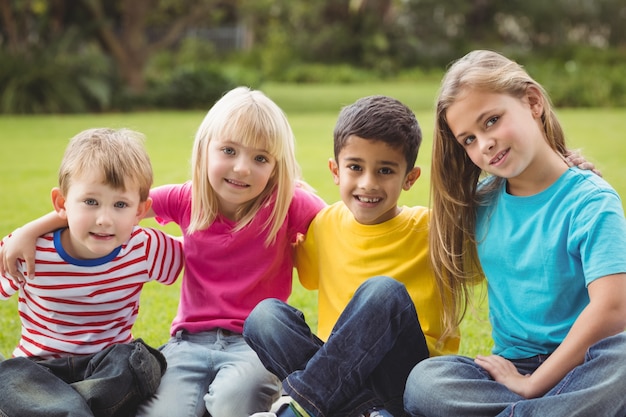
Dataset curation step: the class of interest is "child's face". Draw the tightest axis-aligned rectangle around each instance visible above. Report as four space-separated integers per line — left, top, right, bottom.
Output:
207 139 276 219
52 171 150 260
330 135 419 225
446 88 549 182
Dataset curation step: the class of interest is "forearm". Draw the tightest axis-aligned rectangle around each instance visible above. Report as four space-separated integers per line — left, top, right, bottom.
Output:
18 211 68 237
1 211 68 281
525 275 626 397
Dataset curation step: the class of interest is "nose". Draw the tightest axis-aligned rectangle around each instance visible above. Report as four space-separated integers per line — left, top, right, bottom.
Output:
478 135 496 154
233 156 251 175
96 208 113 226
358 171 379 191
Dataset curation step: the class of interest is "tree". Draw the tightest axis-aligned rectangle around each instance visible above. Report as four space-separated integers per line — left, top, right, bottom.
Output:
77 0 235 94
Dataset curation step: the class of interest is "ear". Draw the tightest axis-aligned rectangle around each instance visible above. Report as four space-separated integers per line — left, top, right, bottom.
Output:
526 85 544 120
51 188 68 219
135 197 152 225
328 158 340 185
403 167 421 191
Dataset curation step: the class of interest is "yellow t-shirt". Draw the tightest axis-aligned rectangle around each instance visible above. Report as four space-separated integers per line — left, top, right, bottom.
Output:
295 202 459 356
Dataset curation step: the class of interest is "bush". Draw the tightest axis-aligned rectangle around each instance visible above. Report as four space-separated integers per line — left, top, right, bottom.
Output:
0 42 113 114
150 66 237 109
527 60 626 107
280 63 378 84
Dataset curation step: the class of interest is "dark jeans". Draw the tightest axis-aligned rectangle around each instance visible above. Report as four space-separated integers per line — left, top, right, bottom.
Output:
243 276 429 417
0 339 166 417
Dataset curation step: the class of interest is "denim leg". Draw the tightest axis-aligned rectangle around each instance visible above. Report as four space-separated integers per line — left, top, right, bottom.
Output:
498 332 626 417
34 340 165 417
136 330 281 417
405 333 626 417
243 297 325 380
404 355 520 417
283 276 429 417
135 333 216 417
202 330 281 417
0 357 95 417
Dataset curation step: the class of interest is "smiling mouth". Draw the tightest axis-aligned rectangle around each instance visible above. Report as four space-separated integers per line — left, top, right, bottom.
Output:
356 196 382 203
90 232 114 238
226 178 249 187
490 149 509 165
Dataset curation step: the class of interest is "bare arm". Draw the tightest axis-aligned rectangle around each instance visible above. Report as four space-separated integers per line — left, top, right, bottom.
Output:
476 273 626 398
0 211 68 282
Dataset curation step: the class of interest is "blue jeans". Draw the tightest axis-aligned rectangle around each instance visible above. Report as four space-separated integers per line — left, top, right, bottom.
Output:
135 328 281 417
404 332 626 417
243 276 429 417
0 339 166 417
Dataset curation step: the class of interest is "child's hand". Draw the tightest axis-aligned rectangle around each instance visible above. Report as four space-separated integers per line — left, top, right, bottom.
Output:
565 150 602 177
475 355 534 399
0 229 37 283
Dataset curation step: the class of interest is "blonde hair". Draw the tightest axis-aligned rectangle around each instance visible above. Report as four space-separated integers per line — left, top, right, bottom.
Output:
430 50 568 336
188 86 301 246
59 128 153 201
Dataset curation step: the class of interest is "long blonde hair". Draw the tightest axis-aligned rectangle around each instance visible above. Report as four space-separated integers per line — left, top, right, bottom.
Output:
188 86 301 246
430 50 568 335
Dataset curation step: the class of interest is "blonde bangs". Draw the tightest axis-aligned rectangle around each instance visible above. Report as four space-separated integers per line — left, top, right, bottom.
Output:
214 99 291 161
188 87 300 244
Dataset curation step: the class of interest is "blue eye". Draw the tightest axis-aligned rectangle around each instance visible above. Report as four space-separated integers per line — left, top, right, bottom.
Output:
255 155 269 163
84 199 98 206
114 201 129 209
466 136 476 145
486 116 499 127
222 147 235 155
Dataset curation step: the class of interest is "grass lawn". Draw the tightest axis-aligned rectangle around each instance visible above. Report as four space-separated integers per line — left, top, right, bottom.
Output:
1 81 625 359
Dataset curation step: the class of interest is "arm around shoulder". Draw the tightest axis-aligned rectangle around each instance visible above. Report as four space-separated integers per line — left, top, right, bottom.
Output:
1 211 67 282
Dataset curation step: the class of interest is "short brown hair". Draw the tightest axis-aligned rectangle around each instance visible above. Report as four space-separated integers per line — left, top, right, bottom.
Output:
333 95 422 173
58 128 153 201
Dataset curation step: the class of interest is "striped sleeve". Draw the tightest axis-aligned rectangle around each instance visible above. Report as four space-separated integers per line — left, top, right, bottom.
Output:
140 227 184 285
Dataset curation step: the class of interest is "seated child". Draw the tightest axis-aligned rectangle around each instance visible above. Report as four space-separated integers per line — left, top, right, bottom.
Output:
0 128 184 417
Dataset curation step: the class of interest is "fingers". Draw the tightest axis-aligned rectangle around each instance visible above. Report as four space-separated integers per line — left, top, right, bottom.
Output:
1 245 30 284
565 156 603 178
23 252 36 281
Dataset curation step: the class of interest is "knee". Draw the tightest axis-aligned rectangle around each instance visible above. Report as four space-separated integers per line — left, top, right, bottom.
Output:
244 298 288 342
356 276 410 310
358 276 406 298
205 364 281 417
404 359 444 415
591 332 626 377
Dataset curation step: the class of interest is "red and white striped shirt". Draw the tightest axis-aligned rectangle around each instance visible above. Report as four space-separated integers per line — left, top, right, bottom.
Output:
0 226 184 358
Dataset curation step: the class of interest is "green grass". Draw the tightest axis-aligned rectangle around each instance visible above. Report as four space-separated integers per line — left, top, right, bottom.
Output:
1 82 625 359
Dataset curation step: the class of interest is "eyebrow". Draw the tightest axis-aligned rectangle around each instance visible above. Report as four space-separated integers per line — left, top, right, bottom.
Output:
453 110 491 141
343 156 401 167
221 140 271 154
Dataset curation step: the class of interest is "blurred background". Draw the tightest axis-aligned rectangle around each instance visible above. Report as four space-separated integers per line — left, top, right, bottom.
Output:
1 0 626 114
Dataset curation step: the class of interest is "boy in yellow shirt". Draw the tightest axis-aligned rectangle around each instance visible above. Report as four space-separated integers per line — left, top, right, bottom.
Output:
243 95 459 417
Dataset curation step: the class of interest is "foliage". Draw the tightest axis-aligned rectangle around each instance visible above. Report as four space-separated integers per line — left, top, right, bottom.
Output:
149 66 236 110
0 35 113 114
2 0 626 112
280 64 377 84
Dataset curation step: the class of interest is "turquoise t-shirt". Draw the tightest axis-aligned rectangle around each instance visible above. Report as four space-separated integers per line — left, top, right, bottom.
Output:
476 168 626 359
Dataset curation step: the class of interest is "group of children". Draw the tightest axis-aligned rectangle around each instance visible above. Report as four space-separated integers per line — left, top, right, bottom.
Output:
1 50 625 417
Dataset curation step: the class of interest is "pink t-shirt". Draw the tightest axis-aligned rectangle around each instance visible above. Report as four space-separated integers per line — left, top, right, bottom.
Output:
150 182 325 334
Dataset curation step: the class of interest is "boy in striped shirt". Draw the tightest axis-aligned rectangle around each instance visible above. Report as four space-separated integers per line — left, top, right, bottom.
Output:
0 128 184 417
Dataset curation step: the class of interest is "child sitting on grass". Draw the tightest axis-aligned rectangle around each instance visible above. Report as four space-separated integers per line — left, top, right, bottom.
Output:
244 95 458 417
0 128 184 417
